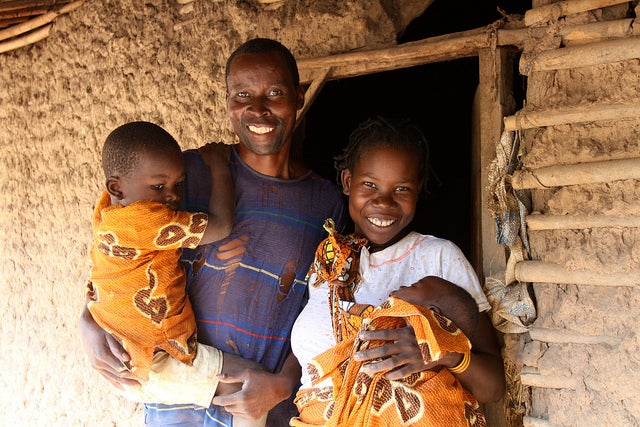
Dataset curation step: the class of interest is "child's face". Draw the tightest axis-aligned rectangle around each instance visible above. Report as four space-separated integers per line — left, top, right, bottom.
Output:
341 144 421 251
114 150 185 210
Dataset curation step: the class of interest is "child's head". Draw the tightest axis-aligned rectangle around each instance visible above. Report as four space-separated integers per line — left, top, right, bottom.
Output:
334 117 430 251
392 276 479 340
102 121 185 210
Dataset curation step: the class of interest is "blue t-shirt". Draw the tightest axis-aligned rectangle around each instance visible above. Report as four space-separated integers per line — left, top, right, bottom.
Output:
144 148 346 426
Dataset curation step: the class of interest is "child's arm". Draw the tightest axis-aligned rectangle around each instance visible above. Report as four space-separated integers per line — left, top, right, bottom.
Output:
197 142 234 244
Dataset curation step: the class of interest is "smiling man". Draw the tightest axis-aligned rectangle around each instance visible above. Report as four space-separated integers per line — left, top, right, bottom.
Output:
79 39 347 426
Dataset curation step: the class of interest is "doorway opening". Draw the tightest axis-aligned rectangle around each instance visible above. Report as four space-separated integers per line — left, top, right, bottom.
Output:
302 1 529 261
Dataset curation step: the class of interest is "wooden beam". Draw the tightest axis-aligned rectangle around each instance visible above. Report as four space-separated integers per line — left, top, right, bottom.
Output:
526 214 640 230
528 327 621 346
297 18 635 85
524 0 631 27
559 18 635 44
521 372 579 389
504 102 640 131
0 0 83 42
511 158 640 190
474 48 515 427
521 36 640 74
0 22 50 54
295 67 332 131
298 30 489 85
515 260 640 287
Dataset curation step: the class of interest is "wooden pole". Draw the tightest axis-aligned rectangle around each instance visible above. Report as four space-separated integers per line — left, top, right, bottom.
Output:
511 157 640 190
0 0 83 42
559 18 635 44
526 214 640 230
295 67 332 131
0 1 72 13
298 31 489 85
0 22 50 54
515 260 640 287
520 373 579 390
297 18 636 85
528 327 621 346
520 36 640 75
504 102 640 131
524 0 631 27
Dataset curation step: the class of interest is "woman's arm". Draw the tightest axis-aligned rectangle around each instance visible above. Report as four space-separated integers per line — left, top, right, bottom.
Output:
352 311 505 403
447 311 505 402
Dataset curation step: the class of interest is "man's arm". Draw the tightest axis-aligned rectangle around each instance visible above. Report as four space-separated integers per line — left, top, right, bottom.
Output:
78 306 139 389
80 306 271 407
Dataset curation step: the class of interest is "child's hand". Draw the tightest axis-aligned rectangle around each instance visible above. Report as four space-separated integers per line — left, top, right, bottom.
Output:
198 142 231 166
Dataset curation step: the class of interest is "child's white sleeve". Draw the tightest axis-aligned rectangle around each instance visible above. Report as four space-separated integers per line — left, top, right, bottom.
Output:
117 343 222 407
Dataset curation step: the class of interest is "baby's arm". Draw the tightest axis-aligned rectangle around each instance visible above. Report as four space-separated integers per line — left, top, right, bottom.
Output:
197 142 234 245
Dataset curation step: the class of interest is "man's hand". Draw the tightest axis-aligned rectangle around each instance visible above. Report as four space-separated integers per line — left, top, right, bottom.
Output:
212 352 300 420
212 369 291 420
78 306 139 389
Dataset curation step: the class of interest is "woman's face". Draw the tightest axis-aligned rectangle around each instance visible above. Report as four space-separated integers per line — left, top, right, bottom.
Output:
341 144 421 252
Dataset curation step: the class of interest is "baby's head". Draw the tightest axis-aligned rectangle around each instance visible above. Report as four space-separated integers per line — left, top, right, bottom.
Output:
334 117 430 251
392 276 479 340
102 121 185 210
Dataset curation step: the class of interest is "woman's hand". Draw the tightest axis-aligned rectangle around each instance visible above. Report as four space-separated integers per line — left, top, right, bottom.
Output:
352 325 429 381
351 314 504 403
78 306 139 389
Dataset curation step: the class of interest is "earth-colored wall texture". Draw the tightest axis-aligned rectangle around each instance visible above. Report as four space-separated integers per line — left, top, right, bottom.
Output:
0 1 409 425
503 3 640 426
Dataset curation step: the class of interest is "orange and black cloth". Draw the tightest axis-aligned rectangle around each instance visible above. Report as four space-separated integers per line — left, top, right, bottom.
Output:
292 220 486 426
88 191 208 380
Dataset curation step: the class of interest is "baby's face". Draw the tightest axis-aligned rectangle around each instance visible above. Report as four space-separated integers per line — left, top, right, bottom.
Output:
117 150 185 210
391 277 439 310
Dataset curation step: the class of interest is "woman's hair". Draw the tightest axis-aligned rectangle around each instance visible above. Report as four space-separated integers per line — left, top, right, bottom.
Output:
102 121 181 178
333 116 430 194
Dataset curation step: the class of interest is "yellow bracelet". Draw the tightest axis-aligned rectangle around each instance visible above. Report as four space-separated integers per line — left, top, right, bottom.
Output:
448 351 471 374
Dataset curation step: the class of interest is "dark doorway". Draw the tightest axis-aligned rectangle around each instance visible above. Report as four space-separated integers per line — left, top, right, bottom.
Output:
302 0 529 259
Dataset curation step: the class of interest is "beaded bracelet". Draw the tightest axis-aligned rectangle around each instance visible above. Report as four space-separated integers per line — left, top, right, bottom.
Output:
448 351 471 374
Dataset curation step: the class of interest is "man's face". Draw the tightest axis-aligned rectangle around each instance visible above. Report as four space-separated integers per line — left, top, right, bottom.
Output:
226 51 304 156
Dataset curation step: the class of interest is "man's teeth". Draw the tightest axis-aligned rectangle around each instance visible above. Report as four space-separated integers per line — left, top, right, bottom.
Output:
248 125 274 134
368 218 395 227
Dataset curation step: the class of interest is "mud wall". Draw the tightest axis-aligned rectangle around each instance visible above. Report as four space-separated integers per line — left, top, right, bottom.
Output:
503 2 640 426
0 1 409 424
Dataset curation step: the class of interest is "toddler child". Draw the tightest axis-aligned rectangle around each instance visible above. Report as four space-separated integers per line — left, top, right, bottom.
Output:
87 121 264 427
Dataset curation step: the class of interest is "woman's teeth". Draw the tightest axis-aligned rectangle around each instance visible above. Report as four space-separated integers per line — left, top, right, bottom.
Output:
368 218 395 227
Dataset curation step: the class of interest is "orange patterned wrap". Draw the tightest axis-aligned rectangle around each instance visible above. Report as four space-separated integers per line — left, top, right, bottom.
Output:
87 191 206 380
292 297 486 427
